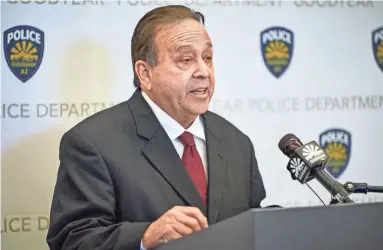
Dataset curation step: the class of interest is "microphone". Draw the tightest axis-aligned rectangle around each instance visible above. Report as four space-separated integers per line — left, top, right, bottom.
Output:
278 133 354 204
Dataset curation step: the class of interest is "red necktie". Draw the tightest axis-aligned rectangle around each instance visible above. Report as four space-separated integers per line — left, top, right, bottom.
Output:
178 131 208 205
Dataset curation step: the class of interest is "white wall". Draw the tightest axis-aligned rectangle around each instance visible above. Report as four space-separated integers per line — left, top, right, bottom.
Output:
2 1 383 249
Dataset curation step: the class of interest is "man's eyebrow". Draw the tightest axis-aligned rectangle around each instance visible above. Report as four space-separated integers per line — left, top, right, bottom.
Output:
174 42 213 53
204 42 213 50
175 44 194 53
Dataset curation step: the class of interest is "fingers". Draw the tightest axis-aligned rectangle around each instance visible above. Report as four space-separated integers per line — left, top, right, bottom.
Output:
175 206 209 229
173 213 201 232
163 224 184 239
171 222 194 236
142 206 208 249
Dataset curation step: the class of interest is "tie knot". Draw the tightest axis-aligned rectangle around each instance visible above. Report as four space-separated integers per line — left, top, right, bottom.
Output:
179 131 195 147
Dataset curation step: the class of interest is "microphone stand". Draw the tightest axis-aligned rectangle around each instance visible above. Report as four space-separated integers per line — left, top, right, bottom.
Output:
329 181 383 205
343 181 383 194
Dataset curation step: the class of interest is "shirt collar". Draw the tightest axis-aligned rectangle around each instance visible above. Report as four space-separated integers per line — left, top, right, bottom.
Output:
141 91 205 142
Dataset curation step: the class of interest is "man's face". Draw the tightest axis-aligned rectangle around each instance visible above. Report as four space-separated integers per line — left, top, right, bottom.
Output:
148 19 215 124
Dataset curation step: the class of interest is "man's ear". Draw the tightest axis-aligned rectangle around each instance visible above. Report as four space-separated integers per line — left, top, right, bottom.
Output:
135 60 152 91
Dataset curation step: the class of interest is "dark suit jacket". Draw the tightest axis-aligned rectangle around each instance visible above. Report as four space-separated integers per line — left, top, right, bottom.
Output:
46 89 266 250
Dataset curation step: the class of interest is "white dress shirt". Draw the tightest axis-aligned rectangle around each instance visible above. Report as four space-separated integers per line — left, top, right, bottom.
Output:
141 91 208 179
140 91 208 250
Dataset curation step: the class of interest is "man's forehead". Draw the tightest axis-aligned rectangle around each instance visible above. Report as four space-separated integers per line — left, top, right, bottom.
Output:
155 20 212 50
174 42 213 52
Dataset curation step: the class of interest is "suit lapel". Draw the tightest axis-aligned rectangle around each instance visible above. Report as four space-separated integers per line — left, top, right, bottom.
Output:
202 114 226 224
128 90 207 216
142 128 207 215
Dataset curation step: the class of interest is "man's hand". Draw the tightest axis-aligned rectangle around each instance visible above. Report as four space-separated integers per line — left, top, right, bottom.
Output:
142 206 208 249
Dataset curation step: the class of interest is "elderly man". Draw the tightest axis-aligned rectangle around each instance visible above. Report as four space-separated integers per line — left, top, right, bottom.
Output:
47 5 266 250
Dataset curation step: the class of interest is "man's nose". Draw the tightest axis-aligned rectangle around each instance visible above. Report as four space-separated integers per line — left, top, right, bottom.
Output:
193 58 210 78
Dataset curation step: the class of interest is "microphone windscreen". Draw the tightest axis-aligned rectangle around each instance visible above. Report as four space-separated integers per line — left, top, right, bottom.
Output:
278 133 303 158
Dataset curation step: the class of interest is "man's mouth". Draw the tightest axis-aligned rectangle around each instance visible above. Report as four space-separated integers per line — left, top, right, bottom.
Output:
191 88 208 95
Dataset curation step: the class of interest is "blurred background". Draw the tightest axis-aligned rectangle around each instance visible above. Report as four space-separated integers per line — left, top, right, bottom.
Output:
1 1 383 249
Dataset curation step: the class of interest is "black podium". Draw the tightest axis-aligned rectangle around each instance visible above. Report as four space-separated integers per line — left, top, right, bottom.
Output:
154 202 383 250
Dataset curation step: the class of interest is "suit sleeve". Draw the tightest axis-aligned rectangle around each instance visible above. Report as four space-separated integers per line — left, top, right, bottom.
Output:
46 128 150 250
247 136 267 208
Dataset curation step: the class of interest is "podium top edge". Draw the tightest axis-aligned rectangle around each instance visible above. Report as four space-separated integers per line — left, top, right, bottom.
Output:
250 201 383 212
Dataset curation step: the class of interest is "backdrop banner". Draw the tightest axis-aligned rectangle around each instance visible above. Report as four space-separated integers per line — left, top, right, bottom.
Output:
2 1 383 250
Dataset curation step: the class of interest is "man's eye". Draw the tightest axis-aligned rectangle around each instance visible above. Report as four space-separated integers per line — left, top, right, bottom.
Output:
182 57 193 63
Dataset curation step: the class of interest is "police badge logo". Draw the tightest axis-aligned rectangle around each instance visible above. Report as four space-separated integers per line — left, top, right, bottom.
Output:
3 25 44 83
260 26 294 78
372 26 383 73
319 128 352 179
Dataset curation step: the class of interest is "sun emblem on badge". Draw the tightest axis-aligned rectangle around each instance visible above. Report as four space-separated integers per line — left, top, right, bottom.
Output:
265 41 290 60
325 142 348 174
10 41 38 62
10 41 39 62
325 142 347 161
377 41 383 60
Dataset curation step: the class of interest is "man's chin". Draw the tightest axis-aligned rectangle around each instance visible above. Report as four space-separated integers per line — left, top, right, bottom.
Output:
186 104 210 116
183 95 211 115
